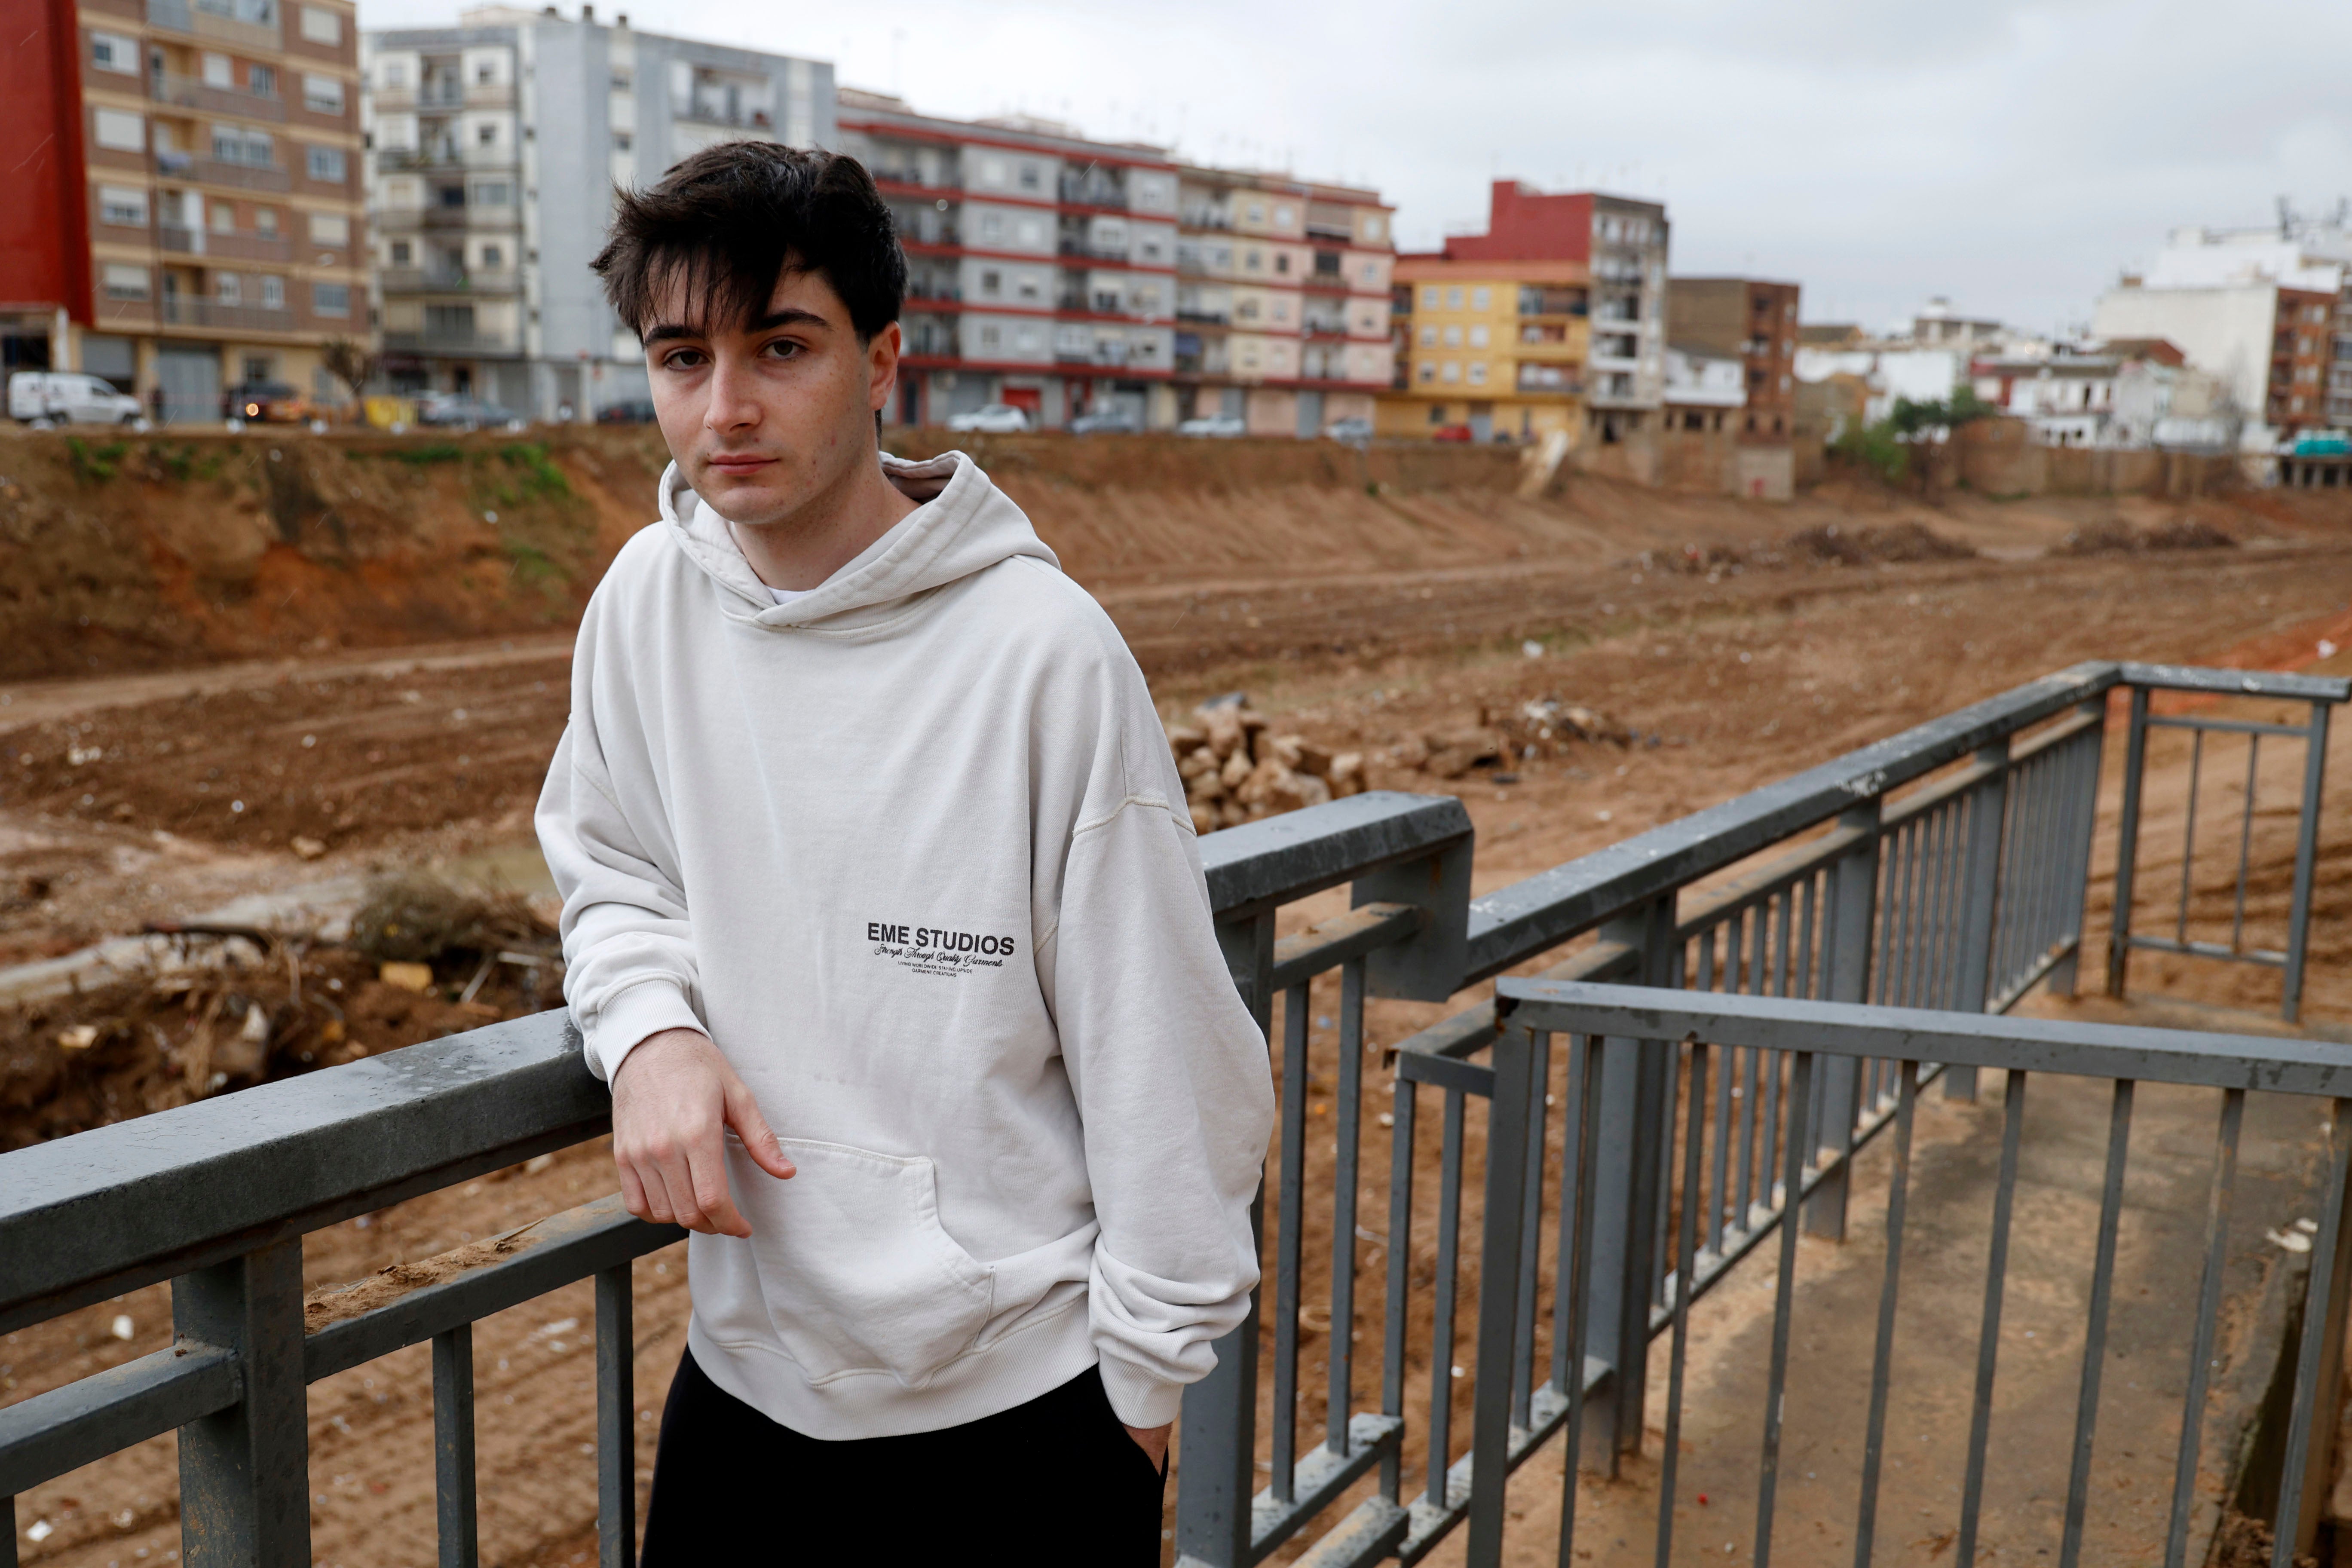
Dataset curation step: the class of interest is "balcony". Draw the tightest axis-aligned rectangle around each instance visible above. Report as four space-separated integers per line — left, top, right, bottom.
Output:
1305 220 1353 242
1059 175 1127 210
903 280 964 303
1303 319 1350 340
1517 287 1589 318
376 205 522 234
151 71 284 122
375 146 518 174
677 104 774 131
1057 240 1134 265
1177 308 1230 327
1516 363 1581 395
380 327 522 356
381 267 522 296
158 226 294 263
160 297 294 332
159 151 290 193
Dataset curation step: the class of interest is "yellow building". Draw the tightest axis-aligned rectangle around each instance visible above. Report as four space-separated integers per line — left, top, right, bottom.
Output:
1378 256 1589 443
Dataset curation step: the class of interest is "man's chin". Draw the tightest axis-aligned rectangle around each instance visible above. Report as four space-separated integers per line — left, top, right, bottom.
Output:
690 467 799 527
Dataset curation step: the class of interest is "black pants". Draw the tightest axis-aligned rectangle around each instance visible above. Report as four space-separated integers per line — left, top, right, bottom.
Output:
640 1348 1167 1565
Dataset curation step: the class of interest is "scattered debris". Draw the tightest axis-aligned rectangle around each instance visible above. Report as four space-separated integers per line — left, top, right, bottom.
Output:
2057 517 2235 555
1167 698 1364 835
378 961 435 994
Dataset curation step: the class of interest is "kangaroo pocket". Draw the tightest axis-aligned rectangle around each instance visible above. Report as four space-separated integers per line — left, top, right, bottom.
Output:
707 1137 995 1389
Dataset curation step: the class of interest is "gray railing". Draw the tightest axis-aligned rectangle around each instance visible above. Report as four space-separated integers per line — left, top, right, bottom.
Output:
0 660 2341 1568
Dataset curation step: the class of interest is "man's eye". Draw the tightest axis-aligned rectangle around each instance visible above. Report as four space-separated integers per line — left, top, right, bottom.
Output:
662 349 705 371
763 339 802 359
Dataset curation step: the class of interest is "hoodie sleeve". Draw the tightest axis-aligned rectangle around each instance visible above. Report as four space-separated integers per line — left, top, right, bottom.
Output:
1039 653 1277 1430
536 685 706 1085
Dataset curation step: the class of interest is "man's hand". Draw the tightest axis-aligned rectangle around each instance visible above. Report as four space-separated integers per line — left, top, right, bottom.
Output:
1124 1421 1172 1472
611 1027 795 1237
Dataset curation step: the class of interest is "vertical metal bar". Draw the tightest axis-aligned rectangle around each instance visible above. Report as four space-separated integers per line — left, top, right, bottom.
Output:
595 1264 635 1568
1654 1039 1712 1568
1179 909 1277 1566
2282 702 2331 1023
1736 1046 1758 1231
1697 922 1717 992
1379 1074 1418 1506
1271 981 1311 1501
1556 1035 1606 1568
1773 886 1794 997
2175 729 2205 945
1807 800 1880 1240
2050 704 2110 998
1512 1029 1553 1430
2108 686 2151 999
1327 960 1368 1453
0 1497 14 1568
1753 1050 1816 1568
2271 1096 2352 1560
2231 735 2260 955
1709 966 1736 1255
1581 896 1676 1472
1958 1070 2030 1567
1852 1061 1920 1568
1795 872 1818 1000
1952 741 2012 1077
1427 1088 1467 1511
2164 1089 2245 1568
1761 1045 1783 1219
1465 1027 1537 1566
433 1325 479 1568
175 1238 308 1568
2058 1079 2135 1568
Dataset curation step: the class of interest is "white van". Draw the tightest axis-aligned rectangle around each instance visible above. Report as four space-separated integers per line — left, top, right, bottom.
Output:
9 371 143 427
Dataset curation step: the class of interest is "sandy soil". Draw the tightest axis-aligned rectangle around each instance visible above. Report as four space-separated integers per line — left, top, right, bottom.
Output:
3 470 2352 1568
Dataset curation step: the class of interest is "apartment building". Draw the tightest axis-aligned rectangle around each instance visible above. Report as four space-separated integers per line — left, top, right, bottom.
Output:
830 89 1179 429
1173 168 1394 435
1666 277 1800 439
362 6 833 418
4 0 368 420
1379 181 1666 445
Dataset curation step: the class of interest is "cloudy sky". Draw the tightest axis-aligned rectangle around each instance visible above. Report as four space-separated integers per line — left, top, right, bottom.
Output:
366 0 2352 336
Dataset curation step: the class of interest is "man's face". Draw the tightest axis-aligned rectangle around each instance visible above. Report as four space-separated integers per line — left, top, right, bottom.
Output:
642 262 900 527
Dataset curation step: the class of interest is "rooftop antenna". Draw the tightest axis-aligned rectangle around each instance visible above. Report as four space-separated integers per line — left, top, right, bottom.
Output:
2277 194 2293 238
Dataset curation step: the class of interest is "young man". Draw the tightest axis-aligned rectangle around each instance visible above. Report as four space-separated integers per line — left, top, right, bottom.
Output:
535 142 1274 1560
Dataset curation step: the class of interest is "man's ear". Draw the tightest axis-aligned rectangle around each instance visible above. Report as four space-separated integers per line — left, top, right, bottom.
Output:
867 321 903 416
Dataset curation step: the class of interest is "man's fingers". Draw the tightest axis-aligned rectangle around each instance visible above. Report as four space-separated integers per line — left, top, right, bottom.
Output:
689 1134 750 1238
615 1157 651 1223
724 1080 797 1181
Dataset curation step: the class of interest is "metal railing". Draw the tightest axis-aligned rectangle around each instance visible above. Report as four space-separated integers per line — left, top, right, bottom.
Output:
0 661 2341 1568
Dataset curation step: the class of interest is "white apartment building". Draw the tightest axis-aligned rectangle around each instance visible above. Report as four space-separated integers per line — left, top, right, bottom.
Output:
361 6 833 419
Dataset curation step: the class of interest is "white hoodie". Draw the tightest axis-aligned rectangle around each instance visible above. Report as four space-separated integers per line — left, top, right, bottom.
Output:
536 450 1275 1439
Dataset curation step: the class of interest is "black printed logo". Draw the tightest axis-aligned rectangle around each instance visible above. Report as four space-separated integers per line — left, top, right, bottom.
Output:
864 921 1019 978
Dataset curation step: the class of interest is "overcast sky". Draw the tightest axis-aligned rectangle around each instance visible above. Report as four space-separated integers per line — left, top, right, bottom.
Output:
366 0 2352 336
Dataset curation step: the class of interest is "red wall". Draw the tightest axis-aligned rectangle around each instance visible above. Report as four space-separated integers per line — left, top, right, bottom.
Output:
1441 182 1593 264
0 0 90 320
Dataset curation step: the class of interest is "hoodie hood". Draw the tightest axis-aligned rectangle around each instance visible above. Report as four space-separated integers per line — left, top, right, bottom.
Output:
658 449 1059 629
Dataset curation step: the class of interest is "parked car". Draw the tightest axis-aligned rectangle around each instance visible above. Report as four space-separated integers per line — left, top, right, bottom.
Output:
946 403 1033 434
1323 416 1374 444
596 398 658 425
9 371 141 427
1068 408 1142 435
417 394 522 431
1430 424 1474 443
1177 413 1247 438
224 381 315 423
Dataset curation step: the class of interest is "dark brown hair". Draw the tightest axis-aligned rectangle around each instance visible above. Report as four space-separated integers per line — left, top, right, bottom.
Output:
593 141 906 343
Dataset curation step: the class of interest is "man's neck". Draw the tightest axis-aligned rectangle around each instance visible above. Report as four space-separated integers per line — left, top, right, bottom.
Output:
724 450 921 593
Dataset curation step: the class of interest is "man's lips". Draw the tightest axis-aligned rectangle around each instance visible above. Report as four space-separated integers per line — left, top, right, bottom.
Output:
704 453 777 476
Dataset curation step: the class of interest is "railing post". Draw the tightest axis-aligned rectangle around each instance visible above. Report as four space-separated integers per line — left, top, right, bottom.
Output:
175 1238 308 1568
2047 699 2109 998
1177 910 1277 1567
1949 739 2011 1099
1579 894 1675 1473
2282 700 2331 1025
1805 799 1880 1240
2283 1098 2352 1557
1464 1026 1537 1567
2106 686 2150 1001
595 1265 636 1568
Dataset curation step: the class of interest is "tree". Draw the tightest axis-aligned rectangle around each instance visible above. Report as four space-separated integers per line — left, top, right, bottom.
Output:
320 338 377 409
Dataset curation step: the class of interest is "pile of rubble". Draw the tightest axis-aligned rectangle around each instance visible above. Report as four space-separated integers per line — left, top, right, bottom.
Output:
1384 697 1636 780
1168 699 1365 834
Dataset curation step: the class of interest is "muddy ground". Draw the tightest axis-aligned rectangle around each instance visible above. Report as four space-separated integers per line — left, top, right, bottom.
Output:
3 461 2351 1567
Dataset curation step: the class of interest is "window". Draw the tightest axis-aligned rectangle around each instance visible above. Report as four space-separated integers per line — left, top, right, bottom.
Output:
1418 325 1436 347
1441 361 1460 383
304 75 343 114
1246 202 1263 224
1442 325 1461 347
1015 326 1039 353
979 269 1001 297
213 126 273 165
259 275 284 308
1244 248 1261 272
979 156 1006 188
217 273 242 304
307 145 346 182
299 5 342 45
90 32 137 73
473 181 511 205
309 210 349 245
313 281 350 316
389 239 412 264
1417 361 1435 383
1472 287 1491 311
1016 216 1042 247
202 53 233 87
1467 362 1487 385
1468 324 1489 348
383 62 407 88
480 243 502 268
92 109 144 152
1017 275 1040 302
978 324 1001 350
196 0 276 23
475 61 495 84
614 132 632 151
1274 253 1289 275
211 202 236 232
477 122 497 146
979 212 1002 242
1365 215 1383 240
248 64 275 97
1017 162 1039 191
1421 286 1439 309
253 206 277 234
98 186 148 227
101 263 149 300
1274 205 1293 228
1445 287 1463 309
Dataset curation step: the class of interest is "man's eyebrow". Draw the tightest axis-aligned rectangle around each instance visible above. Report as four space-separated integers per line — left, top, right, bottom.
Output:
642 307 829 346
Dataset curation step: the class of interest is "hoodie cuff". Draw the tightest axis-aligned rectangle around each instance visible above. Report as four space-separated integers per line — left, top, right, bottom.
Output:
1094 1354 1186 1429
588 980 705 1083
